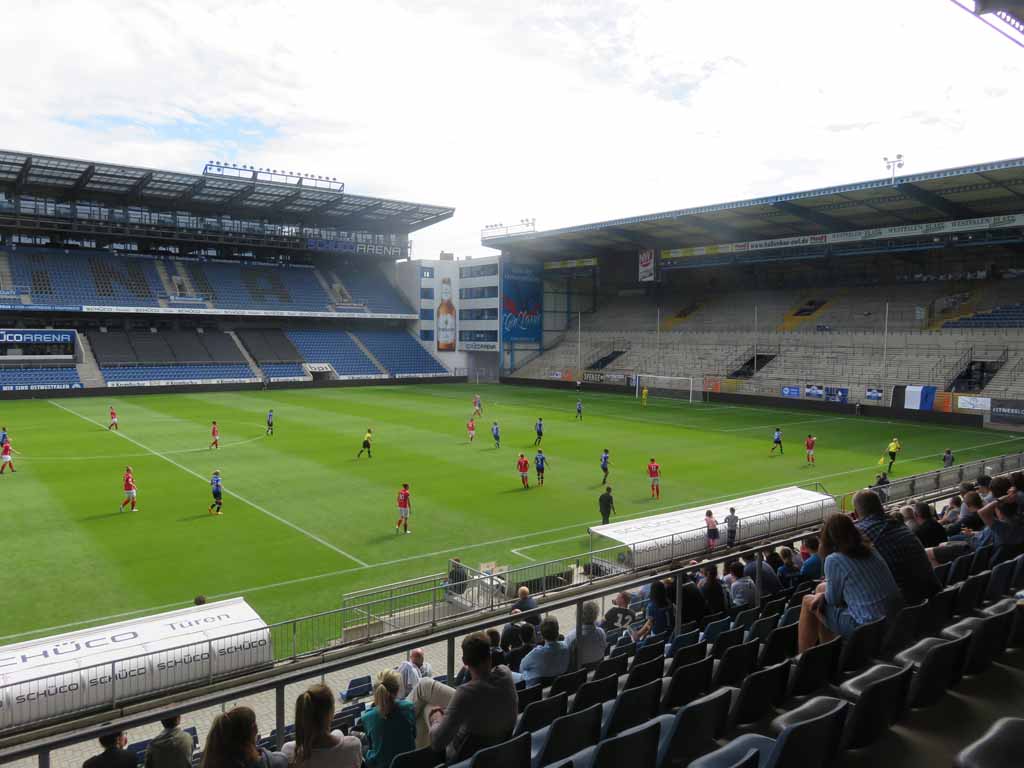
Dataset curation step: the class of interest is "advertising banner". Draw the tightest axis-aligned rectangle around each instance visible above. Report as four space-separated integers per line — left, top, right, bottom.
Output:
956 395 991 412
805 384 824 398
660 212 1024 261
544 258 598 271
501 264 542 342
825 387 849 404
781 386 801 398
0 598 270 729
638 249 656 282
865 387 884 402
0 330 76 346
991 400 1024 425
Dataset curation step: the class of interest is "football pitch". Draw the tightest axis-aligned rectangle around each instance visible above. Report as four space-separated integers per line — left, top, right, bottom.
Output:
3 382 1022 645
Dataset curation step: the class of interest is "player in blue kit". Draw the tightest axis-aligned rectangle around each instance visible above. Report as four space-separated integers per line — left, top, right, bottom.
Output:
208 470 224 515
771 428 784 455
600 449 610 484
266 410 274 436
533 417 544 446
535 450 548 486
576 400 583 420
491 421 500 448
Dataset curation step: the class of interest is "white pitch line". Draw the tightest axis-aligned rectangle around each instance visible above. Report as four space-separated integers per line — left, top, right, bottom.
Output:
718 416 849 433
7 425 1022 643
15 434 268 461
48 400 369 568
509 549 536 561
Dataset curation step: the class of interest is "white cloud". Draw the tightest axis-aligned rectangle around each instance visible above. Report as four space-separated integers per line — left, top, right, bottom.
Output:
2 0 1022 259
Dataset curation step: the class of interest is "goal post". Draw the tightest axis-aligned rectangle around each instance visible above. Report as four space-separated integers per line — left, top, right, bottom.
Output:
634 373 699 404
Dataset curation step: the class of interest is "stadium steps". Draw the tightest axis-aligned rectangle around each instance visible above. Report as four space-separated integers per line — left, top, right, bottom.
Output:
75 335 106 388
169 259 209 305
345 332 388 375
153 261 178 303
0 250 13 292
224 330 265 381
311 268 339 310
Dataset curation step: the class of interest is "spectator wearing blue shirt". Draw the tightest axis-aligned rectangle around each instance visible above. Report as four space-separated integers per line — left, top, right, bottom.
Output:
798 514 903 653
928 480 1024 567
776 547 801 589
633 580 674 643
518 617 569 687
511 586 540 627
727 561 759 609
798 536 823 581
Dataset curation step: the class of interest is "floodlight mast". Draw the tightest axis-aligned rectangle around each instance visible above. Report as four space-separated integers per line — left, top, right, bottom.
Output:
883 154 904 185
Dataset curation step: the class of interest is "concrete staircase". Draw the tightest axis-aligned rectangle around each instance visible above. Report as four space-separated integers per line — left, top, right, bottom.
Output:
311 268 339 311
224 330 264 381
346 332 389 375
0 250 13 292
154 261 176 297
75 334 106 388
170 260 215 309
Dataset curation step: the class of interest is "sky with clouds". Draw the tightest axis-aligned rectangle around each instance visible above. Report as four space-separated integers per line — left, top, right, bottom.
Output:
2 0 1022 259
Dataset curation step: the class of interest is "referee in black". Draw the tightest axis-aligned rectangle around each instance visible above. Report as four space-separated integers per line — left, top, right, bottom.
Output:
599 486 615 526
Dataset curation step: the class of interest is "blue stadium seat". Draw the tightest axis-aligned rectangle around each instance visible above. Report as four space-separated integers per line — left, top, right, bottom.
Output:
0 366 81 390
261 362 306 380
99 364 255 384
286 330 380 377
352 330 447 376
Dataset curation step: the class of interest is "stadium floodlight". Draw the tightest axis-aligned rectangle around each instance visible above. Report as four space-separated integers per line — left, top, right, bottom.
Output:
883 154 905 184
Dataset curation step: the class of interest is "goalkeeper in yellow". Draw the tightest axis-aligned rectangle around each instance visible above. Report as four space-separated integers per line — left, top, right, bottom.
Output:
641 385 649 407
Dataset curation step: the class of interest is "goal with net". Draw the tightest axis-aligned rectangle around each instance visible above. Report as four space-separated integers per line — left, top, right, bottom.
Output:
633 373 700 404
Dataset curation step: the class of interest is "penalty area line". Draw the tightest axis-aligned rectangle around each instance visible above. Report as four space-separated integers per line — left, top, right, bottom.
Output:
47 399 369 568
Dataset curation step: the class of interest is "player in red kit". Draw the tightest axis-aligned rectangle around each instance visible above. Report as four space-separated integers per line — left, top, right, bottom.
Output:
517 453 530 489
395 483 412 534
647 458 661 499
466 418 476 443
805 434 817 465
120 466 137 512
210 421 220 449
108 406 118 430
0 439 15 474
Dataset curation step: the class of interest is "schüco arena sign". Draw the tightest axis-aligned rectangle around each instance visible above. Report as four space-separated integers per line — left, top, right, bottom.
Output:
0 330 76 345
0 598 271 729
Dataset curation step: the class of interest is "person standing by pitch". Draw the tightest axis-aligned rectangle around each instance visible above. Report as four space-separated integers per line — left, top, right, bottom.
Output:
599 486 615 526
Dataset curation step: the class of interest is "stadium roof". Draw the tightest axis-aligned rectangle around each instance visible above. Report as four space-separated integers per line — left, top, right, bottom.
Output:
483 156 1024 257
0 150 454 233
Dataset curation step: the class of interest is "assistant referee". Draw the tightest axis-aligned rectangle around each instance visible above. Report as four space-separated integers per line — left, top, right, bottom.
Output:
599 486 615 525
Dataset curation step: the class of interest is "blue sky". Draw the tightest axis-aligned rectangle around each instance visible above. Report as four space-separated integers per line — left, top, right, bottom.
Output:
2 0 1022 259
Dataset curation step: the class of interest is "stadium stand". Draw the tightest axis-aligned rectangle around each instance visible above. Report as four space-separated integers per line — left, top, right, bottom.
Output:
235 329 308 381
184 261 334 313
9 249 163 307
87 329 257 384
332 262 413 315
286 329 382 378
101 363 254 384
0 366 81 389
352 329 448 376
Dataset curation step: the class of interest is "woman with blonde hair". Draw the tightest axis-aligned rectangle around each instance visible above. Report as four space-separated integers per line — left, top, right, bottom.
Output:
281 684 360 768
201 707 286 768
360 669 417 768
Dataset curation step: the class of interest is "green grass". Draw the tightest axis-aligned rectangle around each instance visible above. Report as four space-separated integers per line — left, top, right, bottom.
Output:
2 383 1020 645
